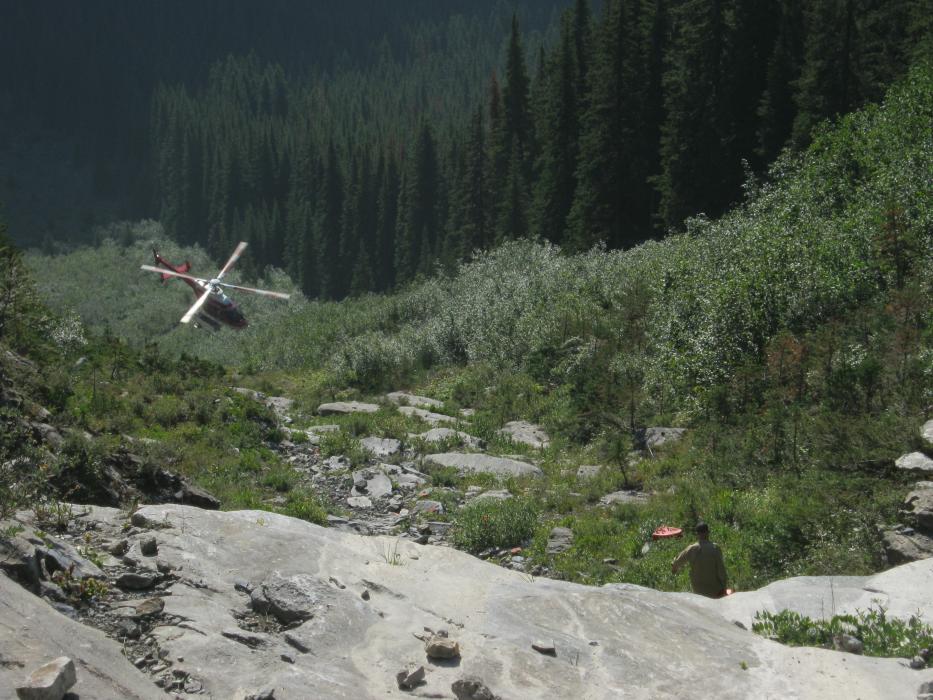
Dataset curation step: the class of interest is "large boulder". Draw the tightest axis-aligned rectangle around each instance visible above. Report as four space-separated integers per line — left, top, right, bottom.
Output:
895 452 933 475
317 401 379 416
351 469 393 500
497 421 550 449
424 453 543 478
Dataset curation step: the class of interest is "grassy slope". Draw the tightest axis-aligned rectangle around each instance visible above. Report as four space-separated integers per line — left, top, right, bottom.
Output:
22 62 933 592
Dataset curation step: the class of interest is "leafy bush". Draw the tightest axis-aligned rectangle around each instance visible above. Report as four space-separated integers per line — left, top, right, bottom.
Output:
753 607 933 664
451 498 539 553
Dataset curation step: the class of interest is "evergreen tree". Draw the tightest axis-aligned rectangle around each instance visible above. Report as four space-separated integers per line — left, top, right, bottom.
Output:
757 0 805 162
316 141 344 300
395 122 440 285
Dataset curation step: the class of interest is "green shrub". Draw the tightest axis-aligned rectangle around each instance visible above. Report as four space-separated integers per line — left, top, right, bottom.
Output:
753 607 933 663
279 489 328 525
451 498 539 553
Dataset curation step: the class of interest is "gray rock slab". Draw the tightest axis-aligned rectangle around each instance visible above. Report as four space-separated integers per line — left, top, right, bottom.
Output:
599 490 650 506
497 421 550 449
386 392 444 409
471 490 513 503
412 500 445 516
424 453 543 478
12 503 933 700
0 573 162 699
896 452 933 475
318 401 379 416
644 427 687 449
398 406 458 426
359 437 401 459
415 428 485 450
36 540 105 581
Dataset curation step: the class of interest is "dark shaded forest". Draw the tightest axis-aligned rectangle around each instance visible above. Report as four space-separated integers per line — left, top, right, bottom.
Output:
2 0 930 298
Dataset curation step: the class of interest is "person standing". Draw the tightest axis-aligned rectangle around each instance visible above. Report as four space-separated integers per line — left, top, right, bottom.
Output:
671 522 729 598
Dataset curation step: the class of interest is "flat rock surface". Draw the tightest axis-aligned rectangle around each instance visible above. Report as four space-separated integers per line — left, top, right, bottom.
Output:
5 504 933 699
424 453 543 478
497 421 550 449
386 392 444 409
318 401 380 415
0 573 162 699
896 452 933 474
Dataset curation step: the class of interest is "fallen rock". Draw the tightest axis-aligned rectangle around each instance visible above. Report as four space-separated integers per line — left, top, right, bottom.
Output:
36 540 105 581
112 597 165 620
896 452 933 476
249 571 331 624
546 527 574 555
243 688 276 700
415 428 485 450
909 656 926 670
643 427 686 450
15 656 76 700
424 453 543 478
174 482 221 510
497 421 550 449
425 636 461 660
395 665 426 690
386 392 444 409
412 500 445 516
359 437 402 459
531 640 557 656
140 536 158 556
452 676 499 700
317 401 379 416
116 572 160 590
398 406 458 426
471 489 512 503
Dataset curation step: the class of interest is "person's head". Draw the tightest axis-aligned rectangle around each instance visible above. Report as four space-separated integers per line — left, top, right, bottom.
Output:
695 522 710 540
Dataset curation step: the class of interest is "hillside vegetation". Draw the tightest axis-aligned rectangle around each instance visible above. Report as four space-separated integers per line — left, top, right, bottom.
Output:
17 62 933 591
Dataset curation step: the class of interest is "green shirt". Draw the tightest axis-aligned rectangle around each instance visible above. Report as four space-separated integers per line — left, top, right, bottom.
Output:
672 540 728 598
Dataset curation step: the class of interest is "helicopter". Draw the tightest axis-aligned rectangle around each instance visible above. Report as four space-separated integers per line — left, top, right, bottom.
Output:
141 241 290 330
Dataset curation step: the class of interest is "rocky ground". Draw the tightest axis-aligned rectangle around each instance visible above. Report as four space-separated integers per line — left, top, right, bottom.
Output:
3 379 933 699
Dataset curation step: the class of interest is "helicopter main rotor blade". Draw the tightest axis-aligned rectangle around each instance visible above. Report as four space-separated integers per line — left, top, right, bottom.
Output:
216 241 248 280
140 265 205 284
180 287 213 325
215 281 291 300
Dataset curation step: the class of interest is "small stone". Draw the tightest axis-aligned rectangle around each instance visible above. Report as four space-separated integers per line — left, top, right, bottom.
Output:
425 636 461 660
15 656 76 700
532 640 557 656
234 579 254 594
244 687 276 700
361 589 371 601
603 557 619 565
395 665 426 690
910 656 927 670
117 619 140 640
134 597 165 617
140 537 158 556
116 571 159 590
280 653 295 664
833 634 863 655
156 559 174 574
451 675 498 700
108 539 130 556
